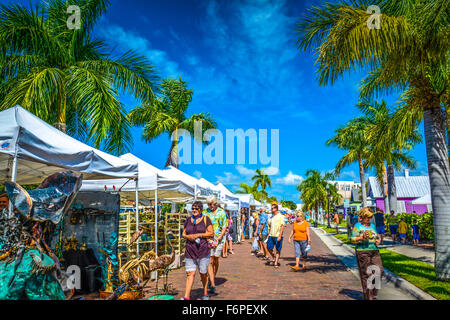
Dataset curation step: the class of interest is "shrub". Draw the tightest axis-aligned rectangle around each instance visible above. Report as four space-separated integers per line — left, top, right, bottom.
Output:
385 212 434 241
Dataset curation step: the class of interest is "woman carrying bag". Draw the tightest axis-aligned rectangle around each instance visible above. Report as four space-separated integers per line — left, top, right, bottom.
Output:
181 201 214 300
288 211 311 271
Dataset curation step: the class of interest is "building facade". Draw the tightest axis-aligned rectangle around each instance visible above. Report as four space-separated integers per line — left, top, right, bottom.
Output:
367 171 432 214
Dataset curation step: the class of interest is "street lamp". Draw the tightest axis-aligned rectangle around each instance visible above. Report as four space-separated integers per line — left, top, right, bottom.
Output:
326 184 331 228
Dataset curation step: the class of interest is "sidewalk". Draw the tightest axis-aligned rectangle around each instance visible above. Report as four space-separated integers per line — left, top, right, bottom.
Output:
312 227 436 300
337 225 435 266
379 237 434 266
312 227 415 300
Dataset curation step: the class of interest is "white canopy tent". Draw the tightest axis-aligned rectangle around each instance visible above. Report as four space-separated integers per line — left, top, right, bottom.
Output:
216 182 240 202
81 153 195 202
198 178 221 198
236 194 254 208
215 182 241 211
0 105 139 184
162 166 212 199
80 154 196 256
0 105 143 255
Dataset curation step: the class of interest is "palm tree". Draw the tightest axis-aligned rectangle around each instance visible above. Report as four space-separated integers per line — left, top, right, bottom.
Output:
128 77 216 167
234 181 268 202
251 168 272 193
326 183 343 210
0 0 160 154
361 99 420 213
297 169 334 224
326 116 371 207
296 0 449 279
235 182 256 195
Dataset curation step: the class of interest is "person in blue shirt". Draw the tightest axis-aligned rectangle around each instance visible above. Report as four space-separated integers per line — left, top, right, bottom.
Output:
257 208 270 260
411 220 420 246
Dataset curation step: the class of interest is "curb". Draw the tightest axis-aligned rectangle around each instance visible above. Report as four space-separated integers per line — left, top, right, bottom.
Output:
313 227 436 301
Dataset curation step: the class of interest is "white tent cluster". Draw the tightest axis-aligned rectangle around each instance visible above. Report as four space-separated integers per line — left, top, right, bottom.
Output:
0 105 270 256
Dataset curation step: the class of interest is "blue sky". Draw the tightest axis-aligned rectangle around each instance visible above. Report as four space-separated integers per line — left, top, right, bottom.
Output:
7 0 429 202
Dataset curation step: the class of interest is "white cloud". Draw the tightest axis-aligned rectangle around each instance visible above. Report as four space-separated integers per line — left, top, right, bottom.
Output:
193 170 202 178
265 166 280 176
98 24 181 77
215 172 242 185
199 0 307 117
275 171 303 186
340 170 358 180
235 165 255 177
235 165 279 177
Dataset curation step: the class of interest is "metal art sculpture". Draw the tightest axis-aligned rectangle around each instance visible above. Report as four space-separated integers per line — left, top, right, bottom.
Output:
0 171 82 300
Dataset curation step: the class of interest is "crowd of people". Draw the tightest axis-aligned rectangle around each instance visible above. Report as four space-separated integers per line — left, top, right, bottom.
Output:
245 204 312 271
180 195 422 301
180 199 316 300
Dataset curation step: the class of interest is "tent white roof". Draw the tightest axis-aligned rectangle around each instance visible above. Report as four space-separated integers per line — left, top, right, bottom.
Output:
410 194 432 205
216 182 240 202
198 178 221 197
0 105 139 184
80 154 195 202
162 166 212 198
235 194 254 208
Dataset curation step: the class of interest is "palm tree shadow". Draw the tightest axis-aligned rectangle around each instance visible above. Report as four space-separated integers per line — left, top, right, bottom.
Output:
339 289 363 300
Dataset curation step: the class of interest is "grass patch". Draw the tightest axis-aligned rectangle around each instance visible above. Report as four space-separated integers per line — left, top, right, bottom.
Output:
323 232 450 300
323 227 338 234
378 249 450 300
334 233 351 244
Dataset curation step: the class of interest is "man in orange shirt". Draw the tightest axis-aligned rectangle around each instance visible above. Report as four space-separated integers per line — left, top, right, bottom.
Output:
288 211 311 270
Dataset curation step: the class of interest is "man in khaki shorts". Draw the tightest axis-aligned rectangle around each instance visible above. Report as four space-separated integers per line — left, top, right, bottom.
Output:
204 195 227 295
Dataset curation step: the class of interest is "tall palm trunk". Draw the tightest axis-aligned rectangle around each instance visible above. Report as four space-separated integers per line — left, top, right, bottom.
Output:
423 106 450 280
54 86 67 132
358 157 367 207
382 163 390 213
315 203 319 224
386 163 397 214
165 129 179 168
446 105 449 158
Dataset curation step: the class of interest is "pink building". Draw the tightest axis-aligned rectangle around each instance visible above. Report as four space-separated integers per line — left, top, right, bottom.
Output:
367 171 432 214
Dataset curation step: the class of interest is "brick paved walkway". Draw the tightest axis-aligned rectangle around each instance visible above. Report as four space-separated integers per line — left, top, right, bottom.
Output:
143 224 363 300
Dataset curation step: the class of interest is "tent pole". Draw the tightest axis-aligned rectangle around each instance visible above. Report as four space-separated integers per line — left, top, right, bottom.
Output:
238 200 241 243
155 188 158 256
135 178 139 258
8 155 18 218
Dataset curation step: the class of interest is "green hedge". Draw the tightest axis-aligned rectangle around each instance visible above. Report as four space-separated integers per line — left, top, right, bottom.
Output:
384 212 434 241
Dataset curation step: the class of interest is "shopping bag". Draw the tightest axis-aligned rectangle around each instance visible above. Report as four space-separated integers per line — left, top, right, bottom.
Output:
252 238 259 251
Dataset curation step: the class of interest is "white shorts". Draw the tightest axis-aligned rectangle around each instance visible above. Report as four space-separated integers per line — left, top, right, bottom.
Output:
210 242 224 257
185 255 211 274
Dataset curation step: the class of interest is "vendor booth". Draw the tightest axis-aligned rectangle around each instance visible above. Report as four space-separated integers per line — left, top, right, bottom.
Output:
0 105 141 300
216 183 240 241
80 154 195 265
